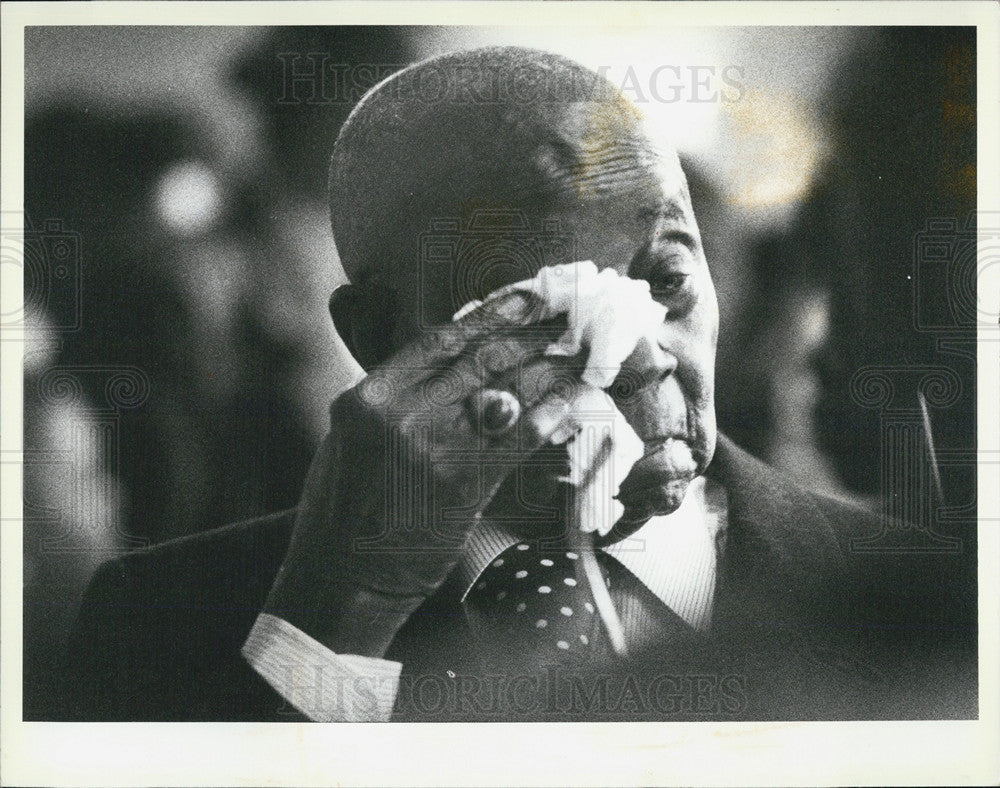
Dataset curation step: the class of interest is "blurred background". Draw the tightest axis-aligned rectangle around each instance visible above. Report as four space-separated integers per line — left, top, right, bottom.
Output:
21 26 977 716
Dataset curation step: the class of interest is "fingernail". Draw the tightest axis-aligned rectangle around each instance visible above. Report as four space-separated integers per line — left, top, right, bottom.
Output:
452 300 483 321
530 397 569 437
582 366 617 388
550 423 577 444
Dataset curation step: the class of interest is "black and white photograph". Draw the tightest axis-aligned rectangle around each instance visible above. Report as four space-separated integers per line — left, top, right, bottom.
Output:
2 2 998 786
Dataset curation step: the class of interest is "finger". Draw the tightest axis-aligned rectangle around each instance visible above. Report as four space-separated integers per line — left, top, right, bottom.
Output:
466 389 522 436
371 316 572 420
454 352 586 443
509 353 588 412
522 391 582 447
358 292 565 412
387 290 553 371
366 333 558 423
490 372 592 455
452 328 574 397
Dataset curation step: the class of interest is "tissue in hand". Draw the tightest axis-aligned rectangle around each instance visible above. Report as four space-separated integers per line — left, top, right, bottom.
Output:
459 261 669 535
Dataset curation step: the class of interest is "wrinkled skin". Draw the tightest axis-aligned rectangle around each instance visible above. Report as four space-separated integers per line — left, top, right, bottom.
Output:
283 292 586 595
265 57 720 655
264 147 719 654
263 292 595 650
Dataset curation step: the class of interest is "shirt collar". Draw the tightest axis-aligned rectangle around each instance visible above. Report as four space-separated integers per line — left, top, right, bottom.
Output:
458 476 729 630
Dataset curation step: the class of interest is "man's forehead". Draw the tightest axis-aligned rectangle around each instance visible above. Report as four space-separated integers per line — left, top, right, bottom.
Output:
332 47 694 286
540 99 689 209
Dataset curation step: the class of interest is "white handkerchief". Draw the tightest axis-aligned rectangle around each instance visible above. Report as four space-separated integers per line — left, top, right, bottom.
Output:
559 387 644 536
454 261 668 535
475 261 668 388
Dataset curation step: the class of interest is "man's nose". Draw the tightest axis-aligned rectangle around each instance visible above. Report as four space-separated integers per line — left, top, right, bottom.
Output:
616 333 678 393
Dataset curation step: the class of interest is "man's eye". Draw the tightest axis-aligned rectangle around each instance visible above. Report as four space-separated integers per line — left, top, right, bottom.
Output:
648 273 688 300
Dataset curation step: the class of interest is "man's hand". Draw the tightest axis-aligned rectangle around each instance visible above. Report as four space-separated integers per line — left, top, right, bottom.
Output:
262 291 587 657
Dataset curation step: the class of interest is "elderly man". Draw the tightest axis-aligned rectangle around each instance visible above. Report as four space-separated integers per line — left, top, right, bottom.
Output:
61 47 974 722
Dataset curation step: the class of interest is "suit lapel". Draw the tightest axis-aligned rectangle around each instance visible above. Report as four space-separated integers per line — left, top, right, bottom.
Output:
707 435 893 717
709 433 846 604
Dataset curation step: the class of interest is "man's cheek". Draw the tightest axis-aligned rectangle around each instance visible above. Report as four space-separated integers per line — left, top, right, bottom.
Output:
684 272 720 361
690 401 717 474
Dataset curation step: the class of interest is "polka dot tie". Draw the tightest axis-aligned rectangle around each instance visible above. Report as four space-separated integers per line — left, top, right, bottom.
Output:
463 541 610 665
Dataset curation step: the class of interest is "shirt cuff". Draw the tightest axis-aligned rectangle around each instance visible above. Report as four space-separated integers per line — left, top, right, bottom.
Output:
241 612 403 722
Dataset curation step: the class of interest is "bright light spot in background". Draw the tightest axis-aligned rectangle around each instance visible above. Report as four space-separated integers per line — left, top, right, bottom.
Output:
23 309 58 373
719 89 829 212
799 289 832 354
413 27 853 228
413 27 726 156
153 159 223 236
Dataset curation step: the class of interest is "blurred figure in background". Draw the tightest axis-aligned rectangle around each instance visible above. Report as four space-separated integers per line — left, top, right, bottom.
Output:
22 307 124 718
225 26 418 440
230 26 416 204
813 27 978 625
24 29 419 549
25 107 268 543
808 27 976 500
728 26 977 633
736 231 844 496
686 160 845 498
22 106 320 714
23 31 419 714
23 108 218 715
706 28 975 516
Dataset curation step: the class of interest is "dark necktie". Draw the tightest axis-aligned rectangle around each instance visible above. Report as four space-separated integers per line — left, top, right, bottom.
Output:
464 540 607 664
463 538 703 671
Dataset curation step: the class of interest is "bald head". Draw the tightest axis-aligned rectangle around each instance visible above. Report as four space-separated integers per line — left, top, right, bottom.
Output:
330 46 686 324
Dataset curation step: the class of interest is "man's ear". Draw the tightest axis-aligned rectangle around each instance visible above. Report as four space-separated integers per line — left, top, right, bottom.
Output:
329 283 397 371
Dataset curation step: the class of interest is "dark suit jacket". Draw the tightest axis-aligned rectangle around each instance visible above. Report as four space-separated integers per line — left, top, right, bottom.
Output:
50 435 976 722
